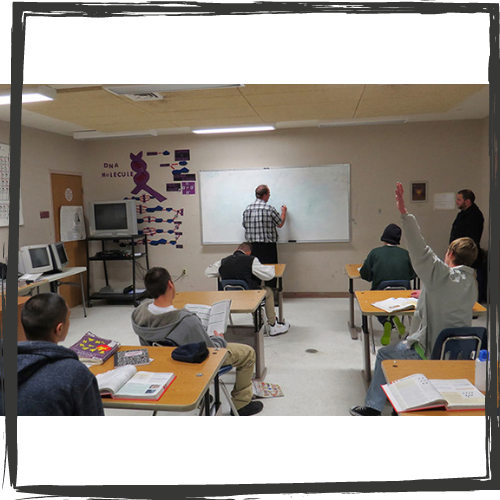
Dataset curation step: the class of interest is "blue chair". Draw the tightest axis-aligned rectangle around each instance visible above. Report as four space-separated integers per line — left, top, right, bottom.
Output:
219 279 250 291
430 327 487 360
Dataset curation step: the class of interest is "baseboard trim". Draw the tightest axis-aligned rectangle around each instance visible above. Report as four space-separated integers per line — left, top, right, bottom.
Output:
283 292 349 299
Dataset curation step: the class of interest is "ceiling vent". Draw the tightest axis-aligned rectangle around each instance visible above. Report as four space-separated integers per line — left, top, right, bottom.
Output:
122 92 164 101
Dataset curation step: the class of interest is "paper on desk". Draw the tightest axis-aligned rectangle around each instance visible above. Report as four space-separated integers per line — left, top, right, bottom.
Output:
372 297 418 313
19 273 43 281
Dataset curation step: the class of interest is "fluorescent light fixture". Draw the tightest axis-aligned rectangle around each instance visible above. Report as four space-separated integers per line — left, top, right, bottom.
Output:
193 125 276 135
0 85 57 105
319 119 407 127
73 129 158 140
105 84 244 95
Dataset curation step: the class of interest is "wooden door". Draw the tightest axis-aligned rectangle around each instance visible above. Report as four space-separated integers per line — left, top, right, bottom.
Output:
50 173 86 308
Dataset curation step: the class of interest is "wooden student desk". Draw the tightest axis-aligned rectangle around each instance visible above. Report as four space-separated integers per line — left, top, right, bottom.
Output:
381 359 486 416
355 290 487 386
89 346 228 415
16 267 88 317
345 264 421 341
174 289 267 380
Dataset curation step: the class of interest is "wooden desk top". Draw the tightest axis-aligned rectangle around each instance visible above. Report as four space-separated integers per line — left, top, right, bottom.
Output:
381 359 485 416
355 290 486 316
264 263 285 278
90 346 228 412
174 290 266 314
345 264 362 279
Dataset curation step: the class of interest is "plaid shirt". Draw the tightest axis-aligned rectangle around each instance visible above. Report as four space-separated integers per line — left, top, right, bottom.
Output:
242 199 283 243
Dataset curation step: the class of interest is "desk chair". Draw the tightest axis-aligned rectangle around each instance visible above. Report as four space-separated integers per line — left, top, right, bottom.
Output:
219 279 249 291
212 364 240 416
429 327 488 360
370 280 412 352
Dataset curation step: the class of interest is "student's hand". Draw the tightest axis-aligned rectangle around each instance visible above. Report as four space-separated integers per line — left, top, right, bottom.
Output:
411 290 421 299
213 331 225 338
395 182 408 215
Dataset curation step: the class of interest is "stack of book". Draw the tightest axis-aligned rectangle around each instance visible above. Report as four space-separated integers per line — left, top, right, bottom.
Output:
69 331 121 365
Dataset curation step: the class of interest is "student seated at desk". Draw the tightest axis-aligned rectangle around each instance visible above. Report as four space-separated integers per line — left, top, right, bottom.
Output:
1 293 104 416
131 267 263 416
360 223 416 291
350 183 478 416
359 223 416 335
205 242 290 336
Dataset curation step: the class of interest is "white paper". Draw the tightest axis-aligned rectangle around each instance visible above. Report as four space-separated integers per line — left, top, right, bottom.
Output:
433 192 456 210
372 297 418 313
60 205 86 241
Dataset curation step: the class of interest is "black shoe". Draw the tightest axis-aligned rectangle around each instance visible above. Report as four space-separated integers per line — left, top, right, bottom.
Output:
349 405 381 416
231 400 264 416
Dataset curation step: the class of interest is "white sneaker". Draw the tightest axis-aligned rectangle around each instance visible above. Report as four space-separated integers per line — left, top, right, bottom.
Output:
269 321 290 336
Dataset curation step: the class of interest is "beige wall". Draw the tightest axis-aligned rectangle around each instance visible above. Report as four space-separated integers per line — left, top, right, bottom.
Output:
0 120 87 263
0 117 490 294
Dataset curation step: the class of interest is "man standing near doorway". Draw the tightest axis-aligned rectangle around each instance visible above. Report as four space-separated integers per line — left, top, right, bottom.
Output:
450 189 486 302
242 184 287 288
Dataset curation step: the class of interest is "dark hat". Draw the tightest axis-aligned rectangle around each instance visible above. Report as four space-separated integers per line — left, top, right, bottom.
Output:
381 224 401 245
171 342 209 363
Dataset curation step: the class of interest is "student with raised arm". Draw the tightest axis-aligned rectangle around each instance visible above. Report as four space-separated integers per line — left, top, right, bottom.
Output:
350 182 478 416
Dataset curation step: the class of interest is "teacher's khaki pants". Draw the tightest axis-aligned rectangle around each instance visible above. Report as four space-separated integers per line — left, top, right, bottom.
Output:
225 342 256 410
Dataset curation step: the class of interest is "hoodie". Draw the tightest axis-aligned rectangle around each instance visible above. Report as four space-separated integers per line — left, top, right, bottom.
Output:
8 341 104 416
131 300 227 348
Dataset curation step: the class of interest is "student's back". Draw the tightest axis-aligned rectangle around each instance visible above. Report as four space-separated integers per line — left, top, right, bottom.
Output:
15 340 104 416
359 224 416 290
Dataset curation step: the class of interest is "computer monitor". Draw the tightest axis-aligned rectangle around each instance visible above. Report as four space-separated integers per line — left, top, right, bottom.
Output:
48 241 69 272
18 245 54 274
88 200 139 237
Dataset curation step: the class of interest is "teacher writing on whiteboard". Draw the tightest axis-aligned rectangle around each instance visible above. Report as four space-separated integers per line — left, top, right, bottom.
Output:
242 185 287 287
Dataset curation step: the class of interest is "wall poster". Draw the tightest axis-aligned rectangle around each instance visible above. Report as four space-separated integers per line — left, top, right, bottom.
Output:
0 142 23 227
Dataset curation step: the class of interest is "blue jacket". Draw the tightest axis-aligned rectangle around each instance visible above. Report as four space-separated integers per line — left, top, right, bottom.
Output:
6 341 104 416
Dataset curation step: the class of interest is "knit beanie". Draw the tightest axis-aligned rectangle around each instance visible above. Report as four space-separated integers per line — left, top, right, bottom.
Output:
381 224 401 245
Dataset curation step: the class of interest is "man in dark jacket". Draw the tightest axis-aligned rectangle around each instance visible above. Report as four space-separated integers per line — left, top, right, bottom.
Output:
6 293 104 416
450 189 486 302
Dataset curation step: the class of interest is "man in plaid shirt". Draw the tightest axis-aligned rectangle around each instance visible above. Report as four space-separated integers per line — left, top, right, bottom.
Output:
242 184 287 287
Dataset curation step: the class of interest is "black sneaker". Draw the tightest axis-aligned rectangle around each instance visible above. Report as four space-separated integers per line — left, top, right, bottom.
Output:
349 405 381 416
231 400 264 416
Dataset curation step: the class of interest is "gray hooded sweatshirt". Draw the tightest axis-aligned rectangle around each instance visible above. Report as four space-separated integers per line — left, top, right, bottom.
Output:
131 300 227 349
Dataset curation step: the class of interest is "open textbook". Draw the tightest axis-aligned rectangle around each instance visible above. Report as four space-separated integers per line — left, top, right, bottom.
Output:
372 297 418 313
184 299 231 336
382 373 485 413
96 365 176 400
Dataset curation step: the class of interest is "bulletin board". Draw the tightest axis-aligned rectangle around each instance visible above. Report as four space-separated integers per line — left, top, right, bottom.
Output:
0 142 23 227
199 164 350 244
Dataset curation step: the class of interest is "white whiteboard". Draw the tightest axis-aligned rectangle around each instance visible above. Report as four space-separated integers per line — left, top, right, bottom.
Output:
199 164 350 244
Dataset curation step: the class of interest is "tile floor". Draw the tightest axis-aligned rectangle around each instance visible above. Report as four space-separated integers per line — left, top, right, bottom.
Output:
62 297 488 417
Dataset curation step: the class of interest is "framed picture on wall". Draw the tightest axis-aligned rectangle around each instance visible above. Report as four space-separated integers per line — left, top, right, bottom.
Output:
411 181 428 202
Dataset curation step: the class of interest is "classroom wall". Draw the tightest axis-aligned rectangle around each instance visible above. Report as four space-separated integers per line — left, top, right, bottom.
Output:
0 120 87 265
0 117 490 294
81 118 490 294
